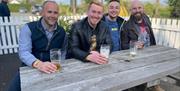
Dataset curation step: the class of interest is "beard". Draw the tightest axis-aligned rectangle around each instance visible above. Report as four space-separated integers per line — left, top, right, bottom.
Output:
133 12 143 22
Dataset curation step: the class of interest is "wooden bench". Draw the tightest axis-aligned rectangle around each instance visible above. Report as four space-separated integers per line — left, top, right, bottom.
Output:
168 72 180 86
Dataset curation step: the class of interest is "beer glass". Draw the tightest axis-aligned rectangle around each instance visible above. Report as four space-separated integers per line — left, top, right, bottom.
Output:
50 49 61 71
100 44 110 58
129 40 137 57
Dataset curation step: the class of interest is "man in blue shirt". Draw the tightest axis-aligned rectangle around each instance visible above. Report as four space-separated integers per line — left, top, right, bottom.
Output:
102 0 126 52
7 1 67 91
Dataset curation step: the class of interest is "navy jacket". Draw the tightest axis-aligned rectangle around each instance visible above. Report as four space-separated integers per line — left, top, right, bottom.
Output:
0 1 10 22
27 18 67 62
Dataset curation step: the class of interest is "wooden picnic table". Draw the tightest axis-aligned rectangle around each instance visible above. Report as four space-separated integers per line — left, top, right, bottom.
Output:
20 45 180 91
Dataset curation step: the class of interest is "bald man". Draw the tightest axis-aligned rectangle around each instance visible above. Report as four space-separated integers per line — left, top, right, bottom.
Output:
121 0 156 50
122 1 165 91
8 1 67 91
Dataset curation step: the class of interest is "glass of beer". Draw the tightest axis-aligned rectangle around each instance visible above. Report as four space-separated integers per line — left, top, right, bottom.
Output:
50 48 61 72
129 40 137 57
100 44 110 58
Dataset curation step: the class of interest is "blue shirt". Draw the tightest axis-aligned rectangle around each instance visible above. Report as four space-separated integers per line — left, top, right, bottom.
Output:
105 17 121 51
19 19 56 67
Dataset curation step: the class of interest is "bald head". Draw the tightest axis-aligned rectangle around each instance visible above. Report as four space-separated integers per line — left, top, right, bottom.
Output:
130 0 144 14
130 0 144 22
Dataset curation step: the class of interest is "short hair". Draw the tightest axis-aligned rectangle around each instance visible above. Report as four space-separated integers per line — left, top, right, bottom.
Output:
88 0 103 10
108 0 120 4
42 0 58 10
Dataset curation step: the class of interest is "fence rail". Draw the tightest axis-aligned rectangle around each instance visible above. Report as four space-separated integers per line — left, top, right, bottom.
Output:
0 16 180 55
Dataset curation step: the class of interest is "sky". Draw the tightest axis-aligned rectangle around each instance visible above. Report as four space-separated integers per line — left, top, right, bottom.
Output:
55 0 168 5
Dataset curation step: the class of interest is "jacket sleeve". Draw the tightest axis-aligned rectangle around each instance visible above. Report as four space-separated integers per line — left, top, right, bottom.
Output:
121 24 130 50
61 33 68 59
105 25 113 52
69 23 90 61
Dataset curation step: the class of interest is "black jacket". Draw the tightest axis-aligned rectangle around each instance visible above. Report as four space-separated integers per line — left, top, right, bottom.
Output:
0 1 10 22
121 14 156 49
0 1 10 16
69 17 112 61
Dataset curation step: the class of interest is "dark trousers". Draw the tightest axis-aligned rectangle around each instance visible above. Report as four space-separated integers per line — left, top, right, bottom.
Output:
123 84 146 91
7 71 21 91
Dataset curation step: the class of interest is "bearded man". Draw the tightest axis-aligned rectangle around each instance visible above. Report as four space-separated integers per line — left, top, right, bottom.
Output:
121 0 156 50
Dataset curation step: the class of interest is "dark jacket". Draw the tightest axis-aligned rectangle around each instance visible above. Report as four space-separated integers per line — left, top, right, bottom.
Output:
0 1 10 22
69 17 112 61
121 14 156 49
102 14 126 51
0 1 10 16
27 18 67 62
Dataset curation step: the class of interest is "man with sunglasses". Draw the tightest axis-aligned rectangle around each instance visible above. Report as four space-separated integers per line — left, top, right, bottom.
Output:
7 1 67 91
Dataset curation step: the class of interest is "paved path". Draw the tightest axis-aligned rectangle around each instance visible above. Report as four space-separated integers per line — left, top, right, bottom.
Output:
0 53 21 91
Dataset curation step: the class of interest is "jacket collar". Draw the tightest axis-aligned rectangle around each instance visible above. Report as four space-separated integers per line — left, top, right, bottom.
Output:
84 17 101 30
102 14 126 30
129 14 151 35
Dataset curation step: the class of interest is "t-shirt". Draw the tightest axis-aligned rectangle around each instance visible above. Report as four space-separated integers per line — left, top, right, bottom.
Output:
105 17 120 51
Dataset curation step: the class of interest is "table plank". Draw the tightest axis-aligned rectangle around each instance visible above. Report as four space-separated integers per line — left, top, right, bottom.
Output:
44 58 180 91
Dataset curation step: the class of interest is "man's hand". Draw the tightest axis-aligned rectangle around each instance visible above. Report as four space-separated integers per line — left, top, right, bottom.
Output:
33 61 57 74
86 51 108 64
136 41 144 49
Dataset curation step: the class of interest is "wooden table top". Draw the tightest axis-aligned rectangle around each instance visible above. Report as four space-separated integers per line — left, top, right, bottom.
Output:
20 45 180 91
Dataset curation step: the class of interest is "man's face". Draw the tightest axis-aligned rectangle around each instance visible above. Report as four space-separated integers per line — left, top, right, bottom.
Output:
108 1 120 19
131 2 144 21
41 2 59 27
87 4 103 27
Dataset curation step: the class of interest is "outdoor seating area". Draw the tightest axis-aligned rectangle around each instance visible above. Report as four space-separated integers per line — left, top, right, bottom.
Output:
0 15 180 91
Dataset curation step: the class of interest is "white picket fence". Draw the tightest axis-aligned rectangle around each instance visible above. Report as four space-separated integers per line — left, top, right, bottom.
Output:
0 16 180 55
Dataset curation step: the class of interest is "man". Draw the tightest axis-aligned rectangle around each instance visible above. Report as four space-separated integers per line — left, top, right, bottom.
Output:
0 0 10 22
102 0 126 52
69 1 112 64
122 0 164 91
8 1 67 91
121 0 156 50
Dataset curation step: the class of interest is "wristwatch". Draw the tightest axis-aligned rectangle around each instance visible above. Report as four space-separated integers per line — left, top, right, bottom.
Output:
32 59 41 68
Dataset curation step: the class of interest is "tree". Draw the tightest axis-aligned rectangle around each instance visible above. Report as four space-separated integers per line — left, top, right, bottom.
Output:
144 2 155 17
70 0 77 14
168 0 180 18
153 0 160 17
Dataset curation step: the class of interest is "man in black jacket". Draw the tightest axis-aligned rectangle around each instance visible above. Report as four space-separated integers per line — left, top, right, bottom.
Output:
121 0 156 50
69 1 112 64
